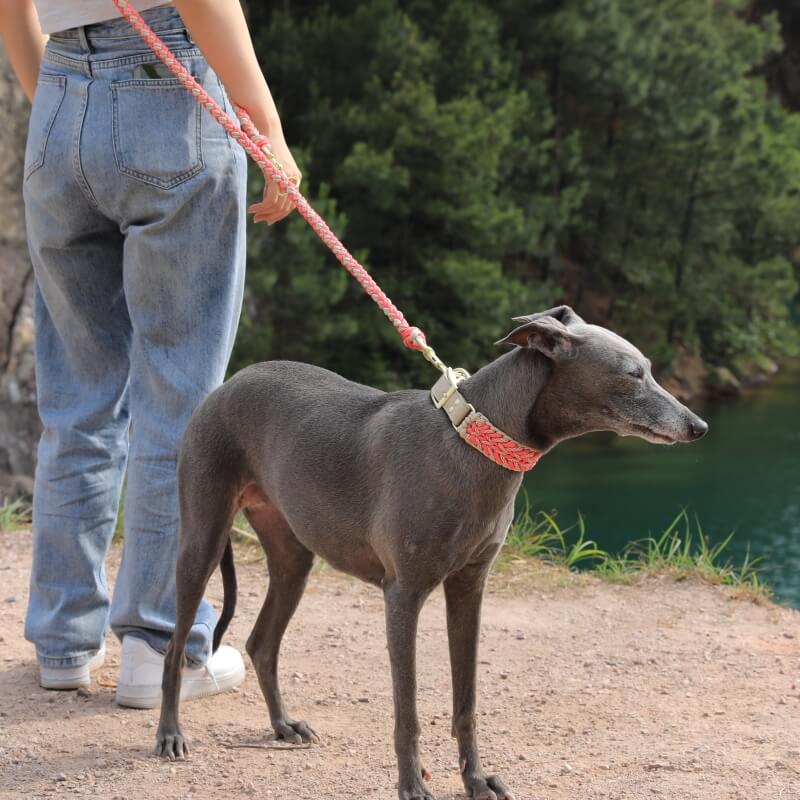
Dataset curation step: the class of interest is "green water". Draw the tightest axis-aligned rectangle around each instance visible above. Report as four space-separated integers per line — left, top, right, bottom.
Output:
521 361 800 607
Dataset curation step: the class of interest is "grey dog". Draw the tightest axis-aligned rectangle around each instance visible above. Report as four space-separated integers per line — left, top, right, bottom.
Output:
154 305 707 800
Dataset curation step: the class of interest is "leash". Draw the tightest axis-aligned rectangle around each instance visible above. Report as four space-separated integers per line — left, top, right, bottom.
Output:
111 0 541 473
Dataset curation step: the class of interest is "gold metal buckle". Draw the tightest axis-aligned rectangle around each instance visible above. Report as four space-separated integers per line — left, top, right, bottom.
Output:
431 367 475 428
431 367 464 409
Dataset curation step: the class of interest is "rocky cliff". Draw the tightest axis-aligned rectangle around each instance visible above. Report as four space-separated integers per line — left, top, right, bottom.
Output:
0 42 38 499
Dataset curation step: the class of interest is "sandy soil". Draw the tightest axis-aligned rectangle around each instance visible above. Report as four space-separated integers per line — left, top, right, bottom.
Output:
1 530 800 800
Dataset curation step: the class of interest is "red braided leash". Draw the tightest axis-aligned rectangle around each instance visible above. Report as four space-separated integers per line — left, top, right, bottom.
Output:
113 1 542 473
110 0 425 353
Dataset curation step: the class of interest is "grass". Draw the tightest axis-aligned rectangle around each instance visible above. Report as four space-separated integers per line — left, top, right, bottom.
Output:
505 502 770 600
0 497 32 532
1 493 771 601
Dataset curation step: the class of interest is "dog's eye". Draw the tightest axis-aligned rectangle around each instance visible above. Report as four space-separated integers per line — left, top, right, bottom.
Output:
628 367 645 380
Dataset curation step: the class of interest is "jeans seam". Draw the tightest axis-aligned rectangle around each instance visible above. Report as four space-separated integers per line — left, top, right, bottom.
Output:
38 649 102 668
43 51 90 75
91 47 201 72
77 27 187 42
72 78 101 210
44 47 201 74
24 74 66 181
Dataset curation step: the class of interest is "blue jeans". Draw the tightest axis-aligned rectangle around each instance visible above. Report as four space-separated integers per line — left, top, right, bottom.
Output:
22 7 247 667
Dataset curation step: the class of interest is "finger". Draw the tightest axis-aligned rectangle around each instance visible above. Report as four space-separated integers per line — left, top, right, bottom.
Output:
276 193 292 217
270 204 293 225
249 178 299 224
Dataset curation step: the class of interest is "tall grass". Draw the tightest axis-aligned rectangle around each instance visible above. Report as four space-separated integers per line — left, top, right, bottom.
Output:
506 503 768 597
506 501 606 567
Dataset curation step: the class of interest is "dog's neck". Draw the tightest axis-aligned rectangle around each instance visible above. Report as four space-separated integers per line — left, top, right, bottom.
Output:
459 348 554 453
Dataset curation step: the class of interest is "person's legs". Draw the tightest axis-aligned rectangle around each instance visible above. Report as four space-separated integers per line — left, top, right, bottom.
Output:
22 58 131 669
24 9 247 690
101 40 248 666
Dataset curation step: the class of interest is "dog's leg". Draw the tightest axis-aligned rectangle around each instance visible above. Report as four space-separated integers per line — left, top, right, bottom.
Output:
155 494 235 760
383 583 433 800
244 505 318 744
445 562 515 800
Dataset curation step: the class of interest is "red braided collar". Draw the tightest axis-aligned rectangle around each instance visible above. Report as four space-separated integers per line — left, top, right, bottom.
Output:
430 372 542 473
459 411 542 472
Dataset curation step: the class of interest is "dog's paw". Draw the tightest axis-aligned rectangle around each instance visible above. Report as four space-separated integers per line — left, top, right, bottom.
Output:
272 718 320 745
465 772 515 800
398 768 435 800
398 785 435 800
154 728 188 761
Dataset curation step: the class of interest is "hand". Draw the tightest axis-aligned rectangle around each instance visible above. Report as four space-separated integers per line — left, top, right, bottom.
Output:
248 132 302 226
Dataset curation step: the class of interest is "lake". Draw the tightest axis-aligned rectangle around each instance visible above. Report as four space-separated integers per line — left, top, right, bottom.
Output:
521 361 800 607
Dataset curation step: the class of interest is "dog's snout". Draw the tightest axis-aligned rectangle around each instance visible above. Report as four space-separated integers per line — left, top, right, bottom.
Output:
689 418 708 440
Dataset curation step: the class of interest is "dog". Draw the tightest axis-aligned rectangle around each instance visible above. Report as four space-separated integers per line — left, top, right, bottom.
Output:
154 305 707 800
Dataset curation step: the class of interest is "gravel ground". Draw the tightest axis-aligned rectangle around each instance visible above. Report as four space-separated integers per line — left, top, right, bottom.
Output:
1 529 799 800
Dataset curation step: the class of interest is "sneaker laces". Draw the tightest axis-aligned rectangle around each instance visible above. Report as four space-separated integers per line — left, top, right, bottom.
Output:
202 661 220 692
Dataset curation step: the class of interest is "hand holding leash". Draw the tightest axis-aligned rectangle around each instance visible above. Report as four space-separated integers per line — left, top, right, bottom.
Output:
248 130 302 225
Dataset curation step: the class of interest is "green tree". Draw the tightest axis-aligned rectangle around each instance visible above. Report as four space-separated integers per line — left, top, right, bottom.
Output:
235 0 563 388
497 0 800 368
235 0 799 392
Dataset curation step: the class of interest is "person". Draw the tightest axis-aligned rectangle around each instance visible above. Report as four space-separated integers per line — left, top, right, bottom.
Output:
0 0 301 708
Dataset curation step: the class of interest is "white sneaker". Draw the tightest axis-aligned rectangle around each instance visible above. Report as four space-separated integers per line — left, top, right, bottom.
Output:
39 644 106 690
115 635 245 709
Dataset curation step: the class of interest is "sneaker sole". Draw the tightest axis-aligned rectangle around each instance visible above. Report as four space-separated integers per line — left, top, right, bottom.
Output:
39 648 106 691
115 662 246 709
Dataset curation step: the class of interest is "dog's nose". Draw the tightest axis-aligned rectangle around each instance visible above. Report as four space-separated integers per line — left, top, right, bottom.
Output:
689 418 708 440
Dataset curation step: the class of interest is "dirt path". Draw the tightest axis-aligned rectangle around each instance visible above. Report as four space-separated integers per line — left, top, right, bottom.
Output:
1 530 800 800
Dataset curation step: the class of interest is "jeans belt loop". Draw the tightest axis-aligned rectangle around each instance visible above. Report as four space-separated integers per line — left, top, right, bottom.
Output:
77 25 92 53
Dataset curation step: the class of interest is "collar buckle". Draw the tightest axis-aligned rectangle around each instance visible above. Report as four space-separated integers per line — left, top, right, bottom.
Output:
431 367 475 428
429 366 542 472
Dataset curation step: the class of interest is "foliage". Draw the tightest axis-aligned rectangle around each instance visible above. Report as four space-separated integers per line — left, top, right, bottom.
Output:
235 0 800 388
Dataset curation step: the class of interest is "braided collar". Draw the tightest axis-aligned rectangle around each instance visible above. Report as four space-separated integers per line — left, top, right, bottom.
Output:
431 371 542 473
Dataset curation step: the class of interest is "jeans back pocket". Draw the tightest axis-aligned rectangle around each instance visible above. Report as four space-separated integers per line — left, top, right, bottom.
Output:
24 74 66 181
111 78 204 189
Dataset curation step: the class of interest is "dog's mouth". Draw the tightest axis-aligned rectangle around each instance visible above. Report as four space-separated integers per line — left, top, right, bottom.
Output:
627 423 678 445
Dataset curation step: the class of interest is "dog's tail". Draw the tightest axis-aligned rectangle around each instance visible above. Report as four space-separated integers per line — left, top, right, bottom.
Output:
212 536 237 653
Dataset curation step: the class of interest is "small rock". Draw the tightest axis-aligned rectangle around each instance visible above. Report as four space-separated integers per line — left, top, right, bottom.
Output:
76 687 91 698
4 596 16 604
55 774 67 782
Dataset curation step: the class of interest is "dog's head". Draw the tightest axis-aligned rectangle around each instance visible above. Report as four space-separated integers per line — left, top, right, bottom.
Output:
498 306 708 449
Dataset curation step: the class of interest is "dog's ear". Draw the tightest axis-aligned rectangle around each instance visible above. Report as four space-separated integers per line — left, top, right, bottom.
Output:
496 315 580 359
512 305 584 328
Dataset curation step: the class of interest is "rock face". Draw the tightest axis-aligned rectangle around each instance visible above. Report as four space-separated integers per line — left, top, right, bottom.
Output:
0 43 39 499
